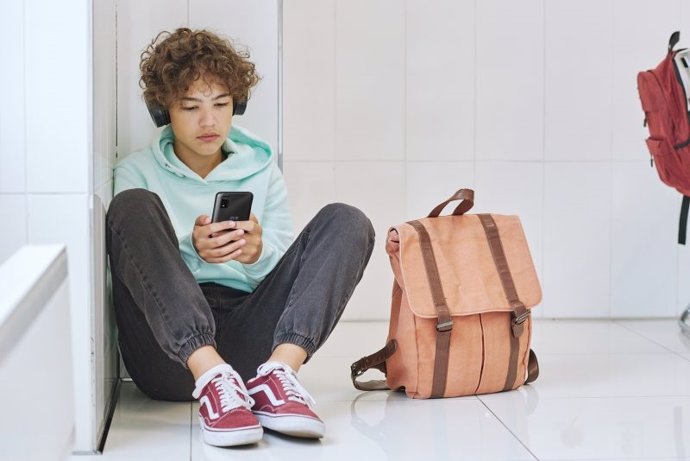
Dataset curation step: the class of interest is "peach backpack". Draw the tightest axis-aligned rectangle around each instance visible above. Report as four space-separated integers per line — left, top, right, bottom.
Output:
351 189 541 398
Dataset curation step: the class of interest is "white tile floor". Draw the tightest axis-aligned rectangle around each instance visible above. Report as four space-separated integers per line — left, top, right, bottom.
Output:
72 319 690 461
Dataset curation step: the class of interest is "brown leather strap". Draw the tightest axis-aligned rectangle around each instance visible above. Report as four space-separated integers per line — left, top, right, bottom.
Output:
350 340 398 391
503 331 520 390
477 214 530 338
428 188 475 218
408 220 452 398
478 213 531 390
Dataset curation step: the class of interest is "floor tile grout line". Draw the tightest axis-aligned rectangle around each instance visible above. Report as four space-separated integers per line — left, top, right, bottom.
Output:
613 320 690 363
476 396 541 461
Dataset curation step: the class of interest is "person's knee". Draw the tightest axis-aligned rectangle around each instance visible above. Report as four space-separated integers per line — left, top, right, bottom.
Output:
319 203 375 249
107 188 161 222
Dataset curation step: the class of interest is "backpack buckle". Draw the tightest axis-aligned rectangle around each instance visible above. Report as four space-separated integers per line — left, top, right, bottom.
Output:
511 311 530 337
512 310 530 325
436 320 453 332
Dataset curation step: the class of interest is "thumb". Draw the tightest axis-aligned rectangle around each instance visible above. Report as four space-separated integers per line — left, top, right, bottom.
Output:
195 215 211 226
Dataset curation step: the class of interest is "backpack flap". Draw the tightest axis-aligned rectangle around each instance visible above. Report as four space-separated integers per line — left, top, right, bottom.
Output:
390 213 542 320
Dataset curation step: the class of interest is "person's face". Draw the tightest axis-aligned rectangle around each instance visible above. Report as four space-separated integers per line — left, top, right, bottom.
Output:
169 77 233 164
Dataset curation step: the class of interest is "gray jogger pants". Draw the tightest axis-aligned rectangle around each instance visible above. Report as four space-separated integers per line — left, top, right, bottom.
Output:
106 188 375 401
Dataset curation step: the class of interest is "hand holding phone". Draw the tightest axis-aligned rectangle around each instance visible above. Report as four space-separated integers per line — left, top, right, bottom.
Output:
193 191 262 265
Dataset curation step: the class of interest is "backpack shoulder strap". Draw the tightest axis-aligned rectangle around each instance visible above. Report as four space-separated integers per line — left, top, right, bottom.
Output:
679 195 690 245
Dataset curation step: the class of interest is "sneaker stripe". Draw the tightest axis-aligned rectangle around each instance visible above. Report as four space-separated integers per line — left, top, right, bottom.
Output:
199 395 221 420
247 383 286 406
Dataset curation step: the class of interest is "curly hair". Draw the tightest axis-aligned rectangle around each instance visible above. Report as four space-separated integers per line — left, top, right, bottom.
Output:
139 28 261 108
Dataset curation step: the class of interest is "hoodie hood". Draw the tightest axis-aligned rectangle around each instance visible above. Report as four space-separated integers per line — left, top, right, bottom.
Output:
152 124 274 182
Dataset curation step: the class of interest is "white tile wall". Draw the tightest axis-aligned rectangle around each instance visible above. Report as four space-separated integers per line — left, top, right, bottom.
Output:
544 0 613 162
683 3 690 46
335 162 406 239
278 0 687 320
0 0 25 272
335 0 405 162
335 161 405 320
283 0 336 162
283 161 336 232
542 162 612 317
24 0 90 194
0 195 27 265
93 0 117 193
475 0 545 161
0 0 25 194
611 163 679 317
405 0 475 162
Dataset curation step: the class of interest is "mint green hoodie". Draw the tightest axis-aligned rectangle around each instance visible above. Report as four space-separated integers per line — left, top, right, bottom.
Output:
113 125 293 293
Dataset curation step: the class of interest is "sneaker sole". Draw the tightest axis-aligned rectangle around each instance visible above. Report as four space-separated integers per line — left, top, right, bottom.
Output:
199 418 263 447
255 413 325 439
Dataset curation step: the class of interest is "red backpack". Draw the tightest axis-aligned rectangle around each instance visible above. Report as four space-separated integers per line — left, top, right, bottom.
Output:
638 31 690 244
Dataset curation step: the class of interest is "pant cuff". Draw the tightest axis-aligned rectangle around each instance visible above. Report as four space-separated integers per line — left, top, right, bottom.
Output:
177 333 217 366
273 333 317 362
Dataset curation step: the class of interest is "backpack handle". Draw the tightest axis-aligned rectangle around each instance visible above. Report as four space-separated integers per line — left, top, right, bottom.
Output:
428 188 474 218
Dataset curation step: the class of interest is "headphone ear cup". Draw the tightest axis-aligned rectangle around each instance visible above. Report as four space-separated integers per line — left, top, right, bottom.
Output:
145 98 171 127
233 99 247 116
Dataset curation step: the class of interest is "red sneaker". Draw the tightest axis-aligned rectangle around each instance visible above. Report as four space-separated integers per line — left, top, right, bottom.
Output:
192 365 263 446
246 362 325 438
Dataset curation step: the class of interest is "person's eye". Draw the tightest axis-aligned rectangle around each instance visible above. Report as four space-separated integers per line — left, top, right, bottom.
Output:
181 106 198 111
215 102 230 108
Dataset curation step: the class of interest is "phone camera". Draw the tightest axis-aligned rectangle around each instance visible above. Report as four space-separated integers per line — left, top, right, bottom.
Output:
220 198 228 208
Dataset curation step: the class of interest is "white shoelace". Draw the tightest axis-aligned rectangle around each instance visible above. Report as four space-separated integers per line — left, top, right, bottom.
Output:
212 371 255 413
258 362 316 409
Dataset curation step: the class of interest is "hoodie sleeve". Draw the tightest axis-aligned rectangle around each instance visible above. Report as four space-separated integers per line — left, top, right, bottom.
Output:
114 158 204 272
178 234 203 274
242 163 294 284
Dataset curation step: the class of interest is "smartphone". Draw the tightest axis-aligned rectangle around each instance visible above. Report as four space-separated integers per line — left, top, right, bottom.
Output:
211 191 253 222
